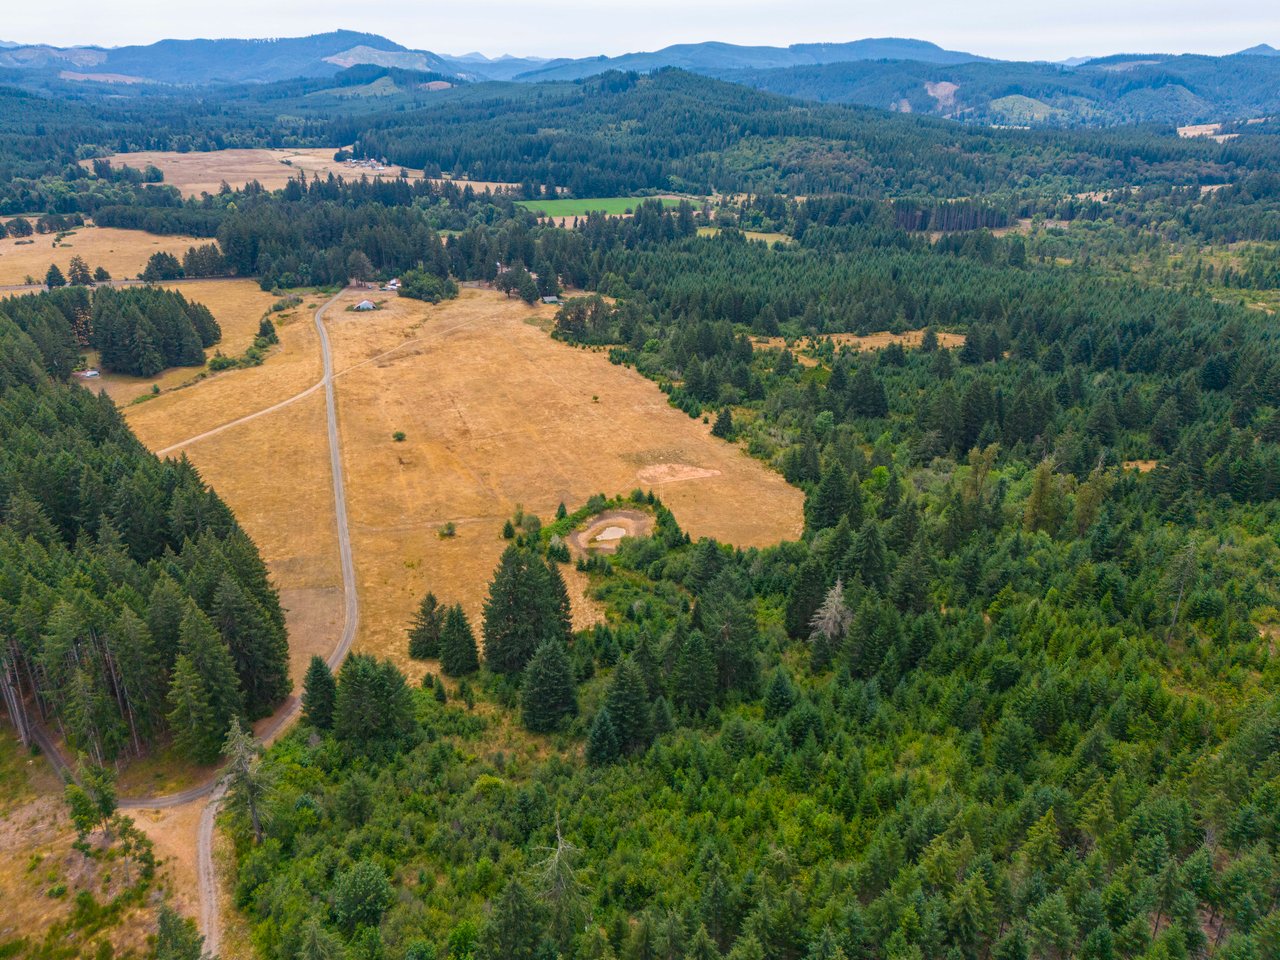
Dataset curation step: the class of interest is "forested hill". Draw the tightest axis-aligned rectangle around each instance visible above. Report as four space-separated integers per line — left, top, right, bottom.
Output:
508 37 990 82
338 70 1280 197
717 53 1280 127
0 308 291 765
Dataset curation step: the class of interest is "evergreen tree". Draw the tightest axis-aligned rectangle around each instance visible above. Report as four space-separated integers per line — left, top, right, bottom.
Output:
675 630 717 718
521 639 578 732
302 655 336 730
45 263 66 289
167 603 243 763
478 877 548 960
483 545 568 673
166 653 219 764
441 603 480 676
849 521 888 592
408 591 444 659
586 707 620 765
764 670 798 721
333 654 415 752
211 571 290 720
222 716 272 844
544 559 574 641
67 256 93 286
698 580 760 696
785 556 828 638
711 408 734 439
605 658 652 753
154 905 205 960
807 462 851 531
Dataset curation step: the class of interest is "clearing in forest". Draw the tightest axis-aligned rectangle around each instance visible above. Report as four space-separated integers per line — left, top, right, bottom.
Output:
517 196 688 218
124 287 804 678
753 329 966 364
88 148 518 198
0 225 206 288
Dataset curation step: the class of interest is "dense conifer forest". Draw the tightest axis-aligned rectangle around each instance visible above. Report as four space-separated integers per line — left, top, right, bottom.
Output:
0 313 289 764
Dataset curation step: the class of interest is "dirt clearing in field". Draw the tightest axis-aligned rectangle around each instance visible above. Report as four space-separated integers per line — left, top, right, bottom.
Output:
90 148 517 198
0 225 206 287
636 463 722 484
568 510 655 555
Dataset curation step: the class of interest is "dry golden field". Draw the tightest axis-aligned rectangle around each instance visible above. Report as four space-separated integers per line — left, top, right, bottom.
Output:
0 739 159 956
0 225 206 287
90 148 518 198
124 286 803 679
124 295 339 681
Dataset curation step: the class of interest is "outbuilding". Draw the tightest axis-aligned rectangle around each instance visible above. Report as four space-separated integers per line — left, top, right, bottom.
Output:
355 299 376 311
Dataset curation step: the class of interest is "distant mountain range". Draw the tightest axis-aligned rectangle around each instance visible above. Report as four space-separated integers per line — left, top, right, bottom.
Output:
1 30 1278 128
507 38 989 82
0 30 456 84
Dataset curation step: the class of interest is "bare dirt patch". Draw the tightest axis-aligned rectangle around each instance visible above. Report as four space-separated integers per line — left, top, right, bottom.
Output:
90 148 518 198
0 225 206 287
636 463 722 484
925 81 959 110
567 510 656 555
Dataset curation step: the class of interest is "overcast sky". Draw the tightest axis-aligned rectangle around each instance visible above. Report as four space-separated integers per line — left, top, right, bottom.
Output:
4 0 1277 60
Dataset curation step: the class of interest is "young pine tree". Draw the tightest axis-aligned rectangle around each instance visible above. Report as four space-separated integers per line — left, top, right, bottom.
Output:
521 639 578 732
586 706 620 765
605 658 652 753
441 604 480 676
211 572 290 720
166 603 243 763
301 655 336 729
407 591 444 659
675 630 717 718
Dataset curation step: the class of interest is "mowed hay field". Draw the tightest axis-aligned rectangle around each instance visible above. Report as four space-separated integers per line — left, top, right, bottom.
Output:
0 225 205 287
326 288 803 672
91 280 283 403
123 285 802 679
91 148 517 199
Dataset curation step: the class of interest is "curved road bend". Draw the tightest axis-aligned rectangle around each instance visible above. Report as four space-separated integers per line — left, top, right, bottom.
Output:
30 290 362 954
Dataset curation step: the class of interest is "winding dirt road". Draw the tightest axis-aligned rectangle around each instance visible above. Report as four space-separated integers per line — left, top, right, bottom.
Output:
34 290 360 955
191 289 360 955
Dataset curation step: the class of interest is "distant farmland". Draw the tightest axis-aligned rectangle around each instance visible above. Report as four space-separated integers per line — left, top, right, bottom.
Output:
516 196 688 217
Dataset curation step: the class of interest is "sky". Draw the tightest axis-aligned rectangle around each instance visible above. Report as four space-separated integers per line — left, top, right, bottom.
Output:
3 0 1277 61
